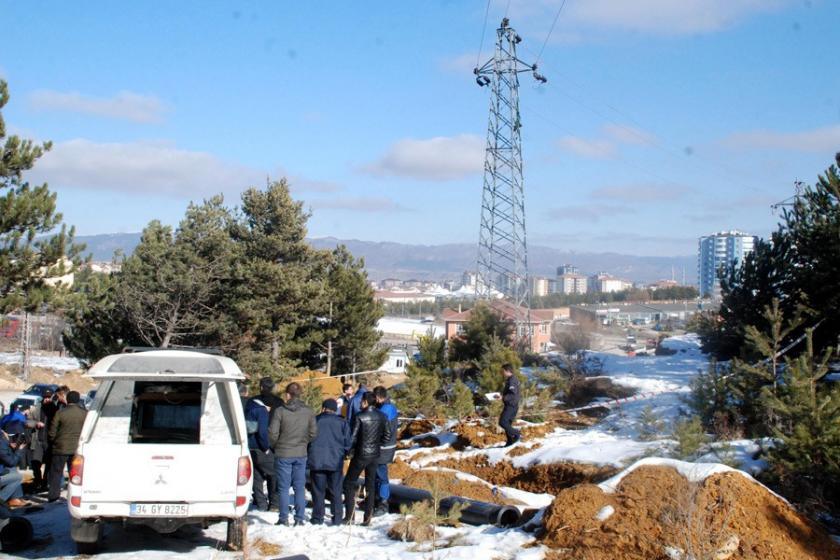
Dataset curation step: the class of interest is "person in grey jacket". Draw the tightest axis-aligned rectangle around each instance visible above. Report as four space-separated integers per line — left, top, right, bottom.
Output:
268 382 317 526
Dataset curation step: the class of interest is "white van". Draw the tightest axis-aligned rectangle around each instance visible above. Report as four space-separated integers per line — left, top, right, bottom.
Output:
67 350 253 553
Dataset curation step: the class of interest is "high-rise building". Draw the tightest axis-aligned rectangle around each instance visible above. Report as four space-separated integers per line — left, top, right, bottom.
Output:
698 230 757 299
557 264 578 276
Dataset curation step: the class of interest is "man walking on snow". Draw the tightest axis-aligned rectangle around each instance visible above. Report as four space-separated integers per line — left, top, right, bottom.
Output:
498 364 521 446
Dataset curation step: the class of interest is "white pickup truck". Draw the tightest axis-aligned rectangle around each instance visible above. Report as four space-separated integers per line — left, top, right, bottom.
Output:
67 350 253 553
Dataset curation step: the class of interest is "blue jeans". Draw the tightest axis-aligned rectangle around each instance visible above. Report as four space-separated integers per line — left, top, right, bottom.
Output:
0 469 23 501
275 456 307 523
375 464 390 503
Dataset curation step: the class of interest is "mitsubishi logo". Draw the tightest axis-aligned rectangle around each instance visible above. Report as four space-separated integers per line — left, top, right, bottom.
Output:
155 474 167 485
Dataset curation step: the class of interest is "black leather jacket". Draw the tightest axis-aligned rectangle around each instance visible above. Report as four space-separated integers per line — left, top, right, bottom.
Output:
349 407 390 461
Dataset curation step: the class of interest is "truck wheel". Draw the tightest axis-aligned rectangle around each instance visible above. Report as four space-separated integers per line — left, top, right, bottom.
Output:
226 518 247 551
76 540 100 555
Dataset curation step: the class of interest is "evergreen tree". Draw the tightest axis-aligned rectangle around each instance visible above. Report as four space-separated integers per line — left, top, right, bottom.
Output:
393 361 441 418
764 330 840 511
448 379 475 421
448 303 513 366
477 336 521 394
0 79 82 312
416 331 447 370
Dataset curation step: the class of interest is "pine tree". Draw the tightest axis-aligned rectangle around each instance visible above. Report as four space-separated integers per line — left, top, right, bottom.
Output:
764 330 840 510
393 362 441 418
448 303 514 366
477 335 521 394
0 79 82 312
448 379 474 421
416 330 447 370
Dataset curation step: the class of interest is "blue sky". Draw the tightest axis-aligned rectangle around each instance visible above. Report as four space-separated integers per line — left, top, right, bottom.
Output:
2 0 839 256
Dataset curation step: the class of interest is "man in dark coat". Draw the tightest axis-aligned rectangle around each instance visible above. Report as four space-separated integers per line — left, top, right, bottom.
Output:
0 432 26 507
268 382 317 526
245 392 278 512
307 399 350 525
498 363 521 446
342 392 390 526
47 390 87 502
345 383 368 426
258 377 283 412
373 386 398 516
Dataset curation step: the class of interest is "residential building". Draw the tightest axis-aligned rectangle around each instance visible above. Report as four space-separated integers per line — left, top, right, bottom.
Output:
557 264 579 276
698 230 757 299
374 290 436 304
589 273 633 293
529 276 551 297
556 273 588 295
442 300 554 353
380 278 403 290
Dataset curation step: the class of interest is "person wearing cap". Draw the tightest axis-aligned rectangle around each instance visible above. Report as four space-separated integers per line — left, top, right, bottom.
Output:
245 384 278 512
307 399 351 525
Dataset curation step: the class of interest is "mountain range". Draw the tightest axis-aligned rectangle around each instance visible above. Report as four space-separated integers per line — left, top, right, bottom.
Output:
75 233 697 285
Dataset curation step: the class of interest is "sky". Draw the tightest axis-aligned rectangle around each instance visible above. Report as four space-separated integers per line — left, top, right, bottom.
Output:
2 0 839 257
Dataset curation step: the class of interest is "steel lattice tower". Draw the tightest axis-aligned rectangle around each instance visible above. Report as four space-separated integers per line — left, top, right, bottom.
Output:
473 18 545 309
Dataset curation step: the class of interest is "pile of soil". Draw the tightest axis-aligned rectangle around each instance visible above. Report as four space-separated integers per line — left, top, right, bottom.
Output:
508 442 543 457
400 470 515 505
541 465 840 560
547 409 601 430
451 421 554 450
563 377 637 409
399 419 437 440
388 516 435 543
431 455 617 495
389 458 418 480
0 365 94 392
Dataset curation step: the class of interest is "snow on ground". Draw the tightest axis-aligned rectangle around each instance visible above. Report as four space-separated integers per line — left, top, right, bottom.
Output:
377 317 444 339
9 333 767 560
0 352 81 372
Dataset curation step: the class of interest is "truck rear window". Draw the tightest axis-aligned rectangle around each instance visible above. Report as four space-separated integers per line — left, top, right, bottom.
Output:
130 382 201 444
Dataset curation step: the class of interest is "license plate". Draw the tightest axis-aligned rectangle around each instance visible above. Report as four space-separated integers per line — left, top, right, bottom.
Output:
130 503 189 517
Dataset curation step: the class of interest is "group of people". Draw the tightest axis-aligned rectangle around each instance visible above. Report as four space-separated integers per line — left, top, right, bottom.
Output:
243 379 398 527
0 387 88 507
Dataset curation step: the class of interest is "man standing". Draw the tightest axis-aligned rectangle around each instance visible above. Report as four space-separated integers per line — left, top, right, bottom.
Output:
307 399 350 525
373 386 398 516
499 364 521 447
342 392 390 526
269 382 317 526
257 377 283 412
345 383 368 426
47 390 87 502
245 390 278 512
336 383 353 418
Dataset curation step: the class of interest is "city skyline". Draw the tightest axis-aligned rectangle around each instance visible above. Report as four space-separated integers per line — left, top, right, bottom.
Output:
3 1 839 256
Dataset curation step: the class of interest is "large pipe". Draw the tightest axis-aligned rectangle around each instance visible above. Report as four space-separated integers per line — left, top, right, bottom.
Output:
385 483 520 528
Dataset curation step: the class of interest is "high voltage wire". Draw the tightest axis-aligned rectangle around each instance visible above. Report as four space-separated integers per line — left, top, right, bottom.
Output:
476 0 492 69
536 0 567 65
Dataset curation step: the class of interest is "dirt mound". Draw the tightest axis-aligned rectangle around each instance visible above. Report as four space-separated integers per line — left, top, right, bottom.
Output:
547 409 600 430
400 470 515 505
399 419 438 440
431 455 617 495
508 442 542 457
451 421 554 450
541 465 840 560
389 458 417 480
388 516 435 542
0 365 93 392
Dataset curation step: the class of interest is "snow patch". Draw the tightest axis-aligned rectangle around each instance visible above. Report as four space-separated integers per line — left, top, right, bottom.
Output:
595 505 615 521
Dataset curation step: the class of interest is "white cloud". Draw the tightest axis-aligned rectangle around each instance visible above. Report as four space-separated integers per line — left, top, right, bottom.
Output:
310 196 406 213
28 90 169 123
556 136 616 159
362 134 484 181
506 0 790 36
603 124 656 146
720 124 840 153
28 138 338 197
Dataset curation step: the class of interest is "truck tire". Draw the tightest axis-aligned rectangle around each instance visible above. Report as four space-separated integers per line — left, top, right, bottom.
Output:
76 540 100 555
0 516 33 552
226 517 246 551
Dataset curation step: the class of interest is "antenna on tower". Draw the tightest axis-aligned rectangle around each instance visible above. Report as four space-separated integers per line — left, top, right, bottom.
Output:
473 18 545 324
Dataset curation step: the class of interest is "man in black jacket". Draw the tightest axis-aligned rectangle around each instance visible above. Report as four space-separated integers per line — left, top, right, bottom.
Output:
342 392 390 525
498 363 521 446
307 399 350 525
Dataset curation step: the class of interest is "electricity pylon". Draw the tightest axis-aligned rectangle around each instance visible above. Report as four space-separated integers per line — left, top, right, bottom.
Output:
474 18 545 313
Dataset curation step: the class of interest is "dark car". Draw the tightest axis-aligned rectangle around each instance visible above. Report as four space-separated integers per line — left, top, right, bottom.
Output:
22 384 59 398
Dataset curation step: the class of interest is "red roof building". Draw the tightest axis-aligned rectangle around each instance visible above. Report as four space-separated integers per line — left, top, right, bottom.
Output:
443 300 554 353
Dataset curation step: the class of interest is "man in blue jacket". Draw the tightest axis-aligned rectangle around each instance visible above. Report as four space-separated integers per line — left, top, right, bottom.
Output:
307 399 350 525
245 393 278 512
0 432 25 507
373 386 398 516
345 383 368 427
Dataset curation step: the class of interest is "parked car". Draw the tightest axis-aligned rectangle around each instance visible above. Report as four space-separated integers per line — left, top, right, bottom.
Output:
22 384 59 398
80 389 97 410
67 350 252 553
9 395 42 414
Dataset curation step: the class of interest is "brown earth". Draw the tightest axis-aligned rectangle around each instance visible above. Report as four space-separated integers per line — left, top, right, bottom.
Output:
430 455 617 496
400 470 518 506
250 538 282 557
451 420 555 450
542 465 840 560
508 442 543 457
0 365 94 392
388 516 436 543
399 418 438 440
547 409 601 430
389 458 418 480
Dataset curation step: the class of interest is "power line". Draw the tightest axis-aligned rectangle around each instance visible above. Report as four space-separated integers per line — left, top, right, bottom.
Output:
476 0 493 69
536 0 567 65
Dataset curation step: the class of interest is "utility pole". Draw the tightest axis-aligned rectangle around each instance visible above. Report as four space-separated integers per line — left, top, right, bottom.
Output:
20 312 32 381
326 301 333 377
474 18 545 344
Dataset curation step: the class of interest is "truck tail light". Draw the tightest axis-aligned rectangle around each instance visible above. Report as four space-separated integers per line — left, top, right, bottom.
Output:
70 455 84 486
236 496 247 507
237 456 251 486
